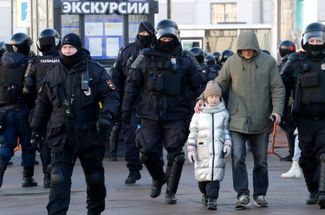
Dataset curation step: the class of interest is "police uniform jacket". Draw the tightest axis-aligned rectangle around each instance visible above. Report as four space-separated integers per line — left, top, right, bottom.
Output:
24 50 60 98
30 53 120 150
122 46 202 121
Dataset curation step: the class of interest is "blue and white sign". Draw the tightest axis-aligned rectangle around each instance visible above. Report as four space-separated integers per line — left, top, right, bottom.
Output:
17 0 31 27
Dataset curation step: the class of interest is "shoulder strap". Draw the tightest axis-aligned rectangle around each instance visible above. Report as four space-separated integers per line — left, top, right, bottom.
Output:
130 53 145 69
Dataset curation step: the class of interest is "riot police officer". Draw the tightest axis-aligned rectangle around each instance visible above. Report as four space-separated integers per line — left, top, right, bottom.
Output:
212 51 223 68
190 47 205 66
220 49 234 65
121 19 202 204
0 33 36 188
279 40 296 72
205 54 221 78
281 22 325 209
111 21 155 184
204 54 215 66
190 47 218 94
278 40 297 162
0 41 5 59
23 28 61 188
30 33 119 214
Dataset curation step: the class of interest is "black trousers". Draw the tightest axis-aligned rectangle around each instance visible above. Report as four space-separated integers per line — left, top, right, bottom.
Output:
296 114 325 193
47 145 106 215
198 181 220 200
136 119 188 178
40 143 51 172
122 111 142 171
280 112 296 158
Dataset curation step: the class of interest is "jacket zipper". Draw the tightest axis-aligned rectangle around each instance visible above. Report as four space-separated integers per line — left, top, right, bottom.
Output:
211 113 215 181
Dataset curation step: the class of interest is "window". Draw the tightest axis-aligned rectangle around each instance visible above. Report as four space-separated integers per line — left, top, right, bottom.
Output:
211 3 237 24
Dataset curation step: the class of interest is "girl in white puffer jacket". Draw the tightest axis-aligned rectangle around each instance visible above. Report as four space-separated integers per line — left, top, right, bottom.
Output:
187 80 232 210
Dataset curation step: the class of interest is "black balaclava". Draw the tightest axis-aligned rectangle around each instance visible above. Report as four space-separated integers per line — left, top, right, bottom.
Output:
305 43 325 60
137 21 155 48
156 35 180 53
60 33 84 70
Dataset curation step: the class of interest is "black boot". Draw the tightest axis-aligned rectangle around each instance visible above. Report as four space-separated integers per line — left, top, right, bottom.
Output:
151 177 167 198
43 165 51 188
280 154 292 162
0 166 6 188
319 154 325 209
125 170 141 185
22 167 38 187
319 192 325 209
207 199 218 210
0 159 8 188
300 159 319 204
109 123 120 161
164 151 185 204
306 192 319 205
202 194 208 206
143 153 167 198
43 172 51 188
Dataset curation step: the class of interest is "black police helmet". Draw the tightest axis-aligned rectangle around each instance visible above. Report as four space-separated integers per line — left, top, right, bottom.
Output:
0 41 5 57
190 47 204 63
205 54 216 65
212 51 221 63
279 40 296 57
301 22 325 49
37 28 61 52
5 32 33 56
156 19 179 41
221 49 234 63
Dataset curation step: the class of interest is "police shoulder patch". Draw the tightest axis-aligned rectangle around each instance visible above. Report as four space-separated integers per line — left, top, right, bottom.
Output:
106 80 116 90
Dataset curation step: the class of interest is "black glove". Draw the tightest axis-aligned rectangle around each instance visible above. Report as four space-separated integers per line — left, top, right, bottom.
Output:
96 112 113 141
121 111 131 124
30 130 43 151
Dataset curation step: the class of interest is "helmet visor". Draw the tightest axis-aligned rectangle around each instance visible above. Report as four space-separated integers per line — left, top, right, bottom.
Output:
156 27 178 40
303 31 325 46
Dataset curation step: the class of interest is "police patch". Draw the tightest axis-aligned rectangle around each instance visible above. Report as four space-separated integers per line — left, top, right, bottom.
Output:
322 63 325 70
106 80 116 90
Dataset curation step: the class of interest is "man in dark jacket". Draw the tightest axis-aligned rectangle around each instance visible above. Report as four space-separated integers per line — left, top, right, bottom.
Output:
30 33 119 215
0 33 37 189
111 21 155 184
121 19 202 204
23 28 61 188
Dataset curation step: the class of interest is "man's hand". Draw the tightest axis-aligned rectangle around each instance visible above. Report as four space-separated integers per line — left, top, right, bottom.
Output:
30 130 43 151
97 112 113 141
187 145 197 163
270 113 281 125
194 99 204 113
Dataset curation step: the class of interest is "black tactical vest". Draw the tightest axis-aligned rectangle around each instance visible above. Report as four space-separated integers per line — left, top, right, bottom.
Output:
300 59 325 104
0 64 26 104
146 56 184 96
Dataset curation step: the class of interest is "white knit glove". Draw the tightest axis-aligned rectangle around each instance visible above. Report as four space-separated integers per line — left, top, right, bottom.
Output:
223 140 232 158
187 145 197 163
